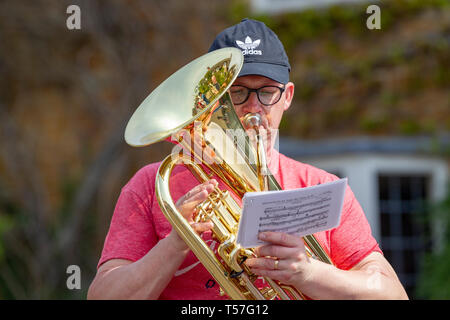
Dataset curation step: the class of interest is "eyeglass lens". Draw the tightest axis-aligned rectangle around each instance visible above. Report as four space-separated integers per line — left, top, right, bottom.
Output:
230 86 284 106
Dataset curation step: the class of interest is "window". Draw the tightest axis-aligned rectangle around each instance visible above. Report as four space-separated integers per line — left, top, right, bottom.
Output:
378 174 431 298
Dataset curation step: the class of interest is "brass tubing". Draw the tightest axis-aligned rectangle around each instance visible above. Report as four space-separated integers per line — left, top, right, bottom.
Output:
156 153 247 299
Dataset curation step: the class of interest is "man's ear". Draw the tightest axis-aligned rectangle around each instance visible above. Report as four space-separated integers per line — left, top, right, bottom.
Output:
283 82 295 111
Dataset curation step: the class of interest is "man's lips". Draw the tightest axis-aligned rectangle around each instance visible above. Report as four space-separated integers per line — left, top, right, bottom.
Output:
240 114 275 150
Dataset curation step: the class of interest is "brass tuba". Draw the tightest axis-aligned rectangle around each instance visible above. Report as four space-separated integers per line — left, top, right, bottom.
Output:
125 48 332 299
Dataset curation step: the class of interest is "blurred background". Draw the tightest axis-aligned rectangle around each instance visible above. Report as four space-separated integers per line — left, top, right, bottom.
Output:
0 0 448 299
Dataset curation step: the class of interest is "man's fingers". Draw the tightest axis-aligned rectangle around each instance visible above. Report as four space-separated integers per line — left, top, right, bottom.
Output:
183 180 214 200
176 179 218 219
254 244 297 259
245 256 279 270
177 180 217 204
191 221 214 234
258 231 303 247
178 190 208 217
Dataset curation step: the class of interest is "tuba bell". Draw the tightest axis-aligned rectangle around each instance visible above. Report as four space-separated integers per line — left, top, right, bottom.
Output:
125 48 333 300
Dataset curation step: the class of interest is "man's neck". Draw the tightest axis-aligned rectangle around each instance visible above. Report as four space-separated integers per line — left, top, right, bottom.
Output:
266 147 281 176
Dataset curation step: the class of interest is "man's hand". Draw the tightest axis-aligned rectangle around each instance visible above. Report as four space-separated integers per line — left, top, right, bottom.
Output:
167 179 218 251
245 231 315 287
245 231 409 299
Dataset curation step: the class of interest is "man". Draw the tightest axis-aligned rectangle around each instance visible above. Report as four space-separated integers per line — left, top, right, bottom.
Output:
88 19 408 300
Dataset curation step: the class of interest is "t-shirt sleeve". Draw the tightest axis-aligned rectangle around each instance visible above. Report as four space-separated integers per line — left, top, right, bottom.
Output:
329 186 382 270
97 186 158 269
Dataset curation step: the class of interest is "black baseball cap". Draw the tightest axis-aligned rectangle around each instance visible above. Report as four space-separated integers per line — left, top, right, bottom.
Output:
209 18 291 84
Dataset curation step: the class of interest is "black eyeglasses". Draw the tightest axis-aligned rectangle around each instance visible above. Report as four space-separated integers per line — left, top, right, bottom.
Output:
230 85 285 106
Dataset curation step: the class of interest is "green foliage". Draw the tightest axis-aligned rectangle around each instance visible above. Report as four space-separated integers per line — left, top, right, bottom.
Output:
0 215 14 263
417 246 450 299
227 0 251 23
359 116 388 133
249 0 449 50
0 188 17 265
399 119 422 135
416 187 450 299
227 0 450 138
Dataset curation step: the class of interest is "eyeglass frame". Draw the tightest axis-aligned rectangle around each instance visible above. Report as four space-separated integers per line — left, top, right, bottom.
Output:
229 84 286 106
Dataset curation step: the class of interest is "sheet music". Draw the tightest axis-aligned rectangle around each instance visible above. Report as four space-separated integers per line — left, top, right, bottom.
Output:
236 178 347 248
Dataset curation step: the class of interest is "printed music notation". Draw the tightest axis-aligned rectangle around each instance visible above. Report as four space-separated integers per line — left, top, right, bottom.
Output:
236 178 347 248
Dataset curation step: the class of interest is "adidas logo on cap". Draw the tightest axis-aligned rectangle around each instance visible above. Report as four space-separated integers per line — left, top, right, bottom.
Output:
208 18 291 84
235 36 262 56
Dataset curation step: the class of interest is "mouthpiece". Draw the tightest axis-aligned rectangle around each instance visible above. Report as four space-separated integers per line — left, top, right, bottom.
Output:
243 113 261 130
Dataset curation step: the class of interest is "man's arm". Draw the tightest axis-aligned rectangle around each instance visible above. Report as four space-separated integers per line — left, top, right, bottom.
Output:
298 251 408 299
87 232 190 300
245 231 408 300
87 180 217 300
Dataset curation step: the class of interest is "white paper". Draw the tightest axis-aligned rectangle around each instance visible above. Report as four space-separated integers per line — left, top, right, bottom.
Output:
236 178 347 248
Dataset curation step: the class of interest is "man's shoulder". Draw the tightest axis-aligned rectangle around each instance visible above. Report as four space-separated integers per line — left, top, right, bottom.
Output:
278 152 332 176
137 161 162 176
278 152 339 186
123 161 196 193
122 161 162 193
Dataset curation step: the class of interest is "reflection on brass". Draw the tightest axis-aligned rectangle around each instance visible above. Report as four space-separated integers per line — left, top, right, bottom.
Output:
194 56 237 116
124 48 333 300
243 113 269 192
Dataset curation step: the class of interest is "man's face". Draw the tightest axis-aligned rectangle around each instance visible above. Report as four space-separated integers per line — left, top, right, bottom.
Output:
230 75 294 151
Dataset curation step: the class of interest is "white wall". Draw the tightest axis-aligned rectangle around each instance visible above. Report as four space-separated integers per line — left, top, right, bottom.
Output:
295 153 448 243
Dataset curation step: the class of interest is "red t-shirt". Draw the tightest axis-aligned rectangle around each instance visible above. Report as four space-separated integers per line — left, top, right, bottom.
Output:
98 151 381 299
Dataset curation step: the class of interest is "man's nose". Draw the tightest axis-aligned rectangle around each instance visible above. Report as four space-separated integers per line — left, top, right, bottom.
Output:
241 91 263 113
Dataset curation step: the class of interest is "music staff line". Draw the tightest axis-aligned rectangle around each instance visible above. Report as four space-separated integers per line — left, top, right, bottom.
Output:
258 214 329 233
259 203 331 223
262 197 332 215
258 209 329 229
